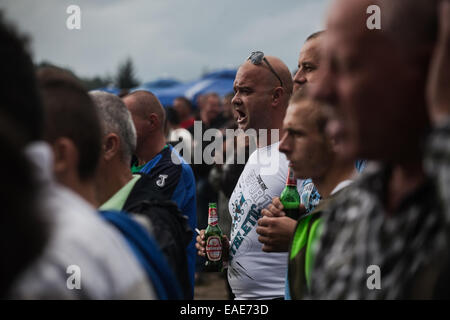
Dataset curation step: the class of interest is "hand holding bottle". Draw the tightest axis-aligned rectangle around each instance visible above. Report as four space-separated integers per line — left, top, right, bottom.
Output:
256 197 306 252
195 203 229 271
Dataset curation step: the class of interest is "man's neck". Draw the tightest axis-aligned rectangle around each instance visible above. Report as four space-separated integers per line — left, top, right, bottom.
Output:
313 161 356 199
75 181 99 208
257 109 286 148
257 126 284 149
386 160 426 215
136 133 167 166
61 174 100 208
96 161 134 206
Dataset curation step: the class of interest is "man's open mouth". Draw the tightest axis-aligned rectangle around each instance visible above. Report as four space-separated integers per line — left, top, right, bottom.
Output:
235 109 247 124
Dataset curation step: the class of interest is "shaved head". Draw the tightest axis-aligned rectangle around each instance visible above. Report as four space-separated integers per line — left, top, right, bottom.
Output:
242 55 293 100
311 0 438 161
122 90 167 158
327 0 369 29
123 90 166 128
265 55 294 97
232 54 293 134
382 0 438 51
328 0 438 61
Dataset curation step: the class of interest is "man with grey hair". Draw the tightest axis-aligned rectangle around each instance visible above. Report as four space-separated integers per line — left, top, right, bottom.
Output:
95 92 137 164
90 91 138 205
90 91 193 299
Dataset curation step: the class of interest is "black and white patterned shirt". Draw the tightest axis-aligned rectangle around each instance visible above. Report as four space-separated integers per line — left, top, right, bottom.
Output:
308 122 450 300
426 120 450 223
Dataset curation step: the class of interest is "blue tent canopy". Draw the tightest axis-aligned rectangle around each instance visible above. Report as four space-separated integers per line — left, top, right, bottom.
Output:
95 86 121 95
130 69 237 107
132 78 181 92
95 69 237 107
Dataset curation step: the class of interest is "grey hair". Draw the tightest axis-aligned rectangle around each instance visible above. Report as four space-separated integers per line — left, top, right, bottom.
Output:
89 91 137 163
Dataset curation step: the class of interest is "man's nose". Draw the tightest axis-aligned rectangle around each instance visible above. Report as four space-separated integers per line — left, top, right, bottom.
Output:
232 94 241 107
293 70 307 85
279 132 291 155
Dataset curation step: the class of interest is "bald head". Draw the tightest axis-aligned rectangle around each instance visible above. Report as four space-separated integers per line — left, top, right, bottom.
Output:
329 0 438 60
122 90 167 159
381 0 438 57
327 0 369 30
325 0 439 87
312 0 437 161
266 55 293 96
123 90 166 132
240 55 293 105
233 54 293 133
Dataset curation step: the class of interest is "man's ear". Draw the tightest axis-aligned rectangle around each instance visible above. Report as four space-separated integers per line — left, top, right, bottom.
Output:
51 137 78 181
329 132 347 156
271 87 285 108
148 113 160 131
329 135 339 153
103 133 120 161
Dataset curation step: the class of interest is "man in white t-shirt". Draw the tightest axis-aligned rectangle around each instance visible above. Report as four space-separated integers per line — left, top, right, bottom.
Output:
196 52 294 299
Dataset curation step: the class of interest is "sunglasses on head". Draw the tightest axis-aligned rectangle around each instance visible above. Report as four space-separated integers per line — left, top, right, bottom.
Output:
247 51 283 87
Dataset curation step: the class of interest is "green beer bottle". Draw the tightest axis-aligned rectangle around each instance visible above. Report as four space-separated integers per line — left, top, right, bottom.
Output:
280 166 301 220
204 203 223 272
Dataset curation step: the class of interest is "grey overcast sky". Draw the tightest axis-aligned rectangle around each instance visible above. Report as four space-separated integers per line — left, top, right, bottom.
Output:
1 0 331 82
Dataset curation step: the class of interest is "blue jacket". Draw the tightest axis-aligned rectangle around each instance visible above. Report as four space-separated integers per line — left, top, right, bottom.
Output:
136 145 197 297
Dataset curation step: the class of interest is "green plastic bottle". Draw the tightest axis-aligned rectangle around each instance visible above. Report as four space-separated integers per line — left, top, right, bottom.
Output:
280 166 301 220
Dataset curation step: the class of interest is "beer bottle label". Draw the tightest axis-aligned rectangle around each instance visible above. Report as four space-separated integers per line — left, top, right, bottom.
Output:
208 207 218 226
206 236 222 261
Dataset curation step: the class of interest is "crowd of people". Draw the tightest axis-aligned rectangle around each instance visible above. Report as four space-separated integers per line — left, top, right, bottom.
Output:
2 0 450 300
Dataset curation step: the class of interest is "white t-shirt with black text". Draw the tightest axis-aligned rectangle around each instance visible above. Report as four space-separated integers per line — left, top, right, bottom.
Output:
228 142 297 300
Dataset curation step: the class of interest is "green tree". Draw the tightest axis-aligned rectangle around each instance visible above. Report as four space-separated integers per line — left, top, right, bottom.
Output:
80 75 113 91
115 57 140 89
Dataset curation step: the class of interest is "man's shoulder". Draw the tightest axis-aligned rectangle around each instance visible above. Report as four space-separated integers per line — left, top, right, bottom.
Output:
18 185 152 299
246 143 288 172
141 147 183 180
45 187 139 263
129 147 195 206
153 146 193 173
329 165 384 205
